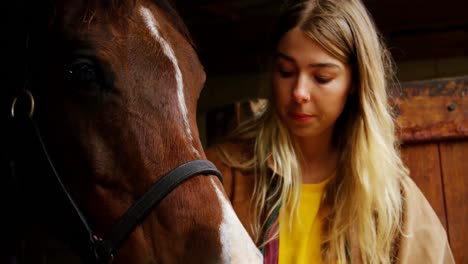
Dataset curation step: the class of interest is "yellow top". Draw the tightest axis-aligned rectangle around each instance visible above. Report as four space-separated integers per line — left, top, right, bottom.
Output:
279 178 329 264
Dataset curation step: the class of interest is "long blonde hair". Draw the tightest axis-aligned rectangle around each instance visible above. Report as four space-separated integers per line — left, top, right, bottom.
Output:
218 0 408 263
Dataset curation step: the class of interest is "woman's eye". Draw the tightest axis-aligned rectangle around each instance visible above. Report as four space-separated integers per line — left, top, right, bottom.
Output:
315 76 332 84
278 69 294 78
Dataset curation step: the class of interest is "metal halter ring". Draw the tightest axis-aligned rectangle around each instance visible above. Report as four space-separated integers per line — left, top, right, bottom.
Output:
11 89 35 118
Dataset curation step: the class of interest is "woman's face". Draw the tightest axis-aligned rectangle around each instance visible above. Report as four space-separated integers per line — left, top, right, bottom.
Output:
272 27 352 140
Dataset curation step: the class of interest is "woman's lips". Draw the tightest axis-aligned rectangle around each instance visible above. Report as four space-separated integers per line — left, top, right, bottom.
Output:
289 112 315 122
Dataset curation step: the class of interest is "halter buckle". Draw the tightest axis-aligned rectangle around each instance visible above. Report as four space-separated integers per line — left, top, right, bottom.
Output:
91 234 114 264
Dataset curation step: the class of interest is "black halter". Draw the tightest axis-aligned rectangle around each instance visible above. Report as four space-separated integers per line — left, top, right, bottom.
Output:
10 90 223 263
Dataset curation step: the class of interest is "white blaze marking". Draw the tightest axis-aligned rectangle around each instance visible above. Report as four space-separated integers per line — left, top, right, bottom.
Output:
211 178 264 263
139 6 199 156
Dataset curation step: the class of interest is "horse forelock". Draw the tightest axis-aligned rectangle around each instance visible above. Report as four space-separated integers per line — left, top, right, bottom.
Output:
73 0 194 48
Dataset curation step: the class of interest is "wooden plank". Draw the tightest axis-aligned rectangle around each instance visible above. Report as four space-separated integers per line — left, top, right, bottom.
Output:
439 140 468 264
390 76 468 143
400 143 447 228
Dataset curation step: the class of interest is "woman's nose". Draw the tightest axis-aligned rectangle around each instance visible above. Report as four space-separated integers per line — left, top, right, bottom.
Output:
292 74 311 103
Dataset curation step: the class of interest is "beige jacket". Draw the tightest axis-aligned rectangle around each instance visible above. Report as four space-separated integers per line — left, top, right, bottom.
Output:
206 142 455 263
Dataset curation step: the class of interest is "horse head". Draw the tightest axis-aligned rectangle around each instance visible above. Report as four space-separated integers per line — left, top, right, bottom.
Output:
4 0 262 263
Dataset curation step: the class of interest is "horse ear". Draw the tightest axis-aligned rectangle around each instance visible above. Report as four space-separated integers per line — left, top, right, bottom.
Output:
164 0 178 8
94 0 130 8
83 0 137 15
108 0 137 9
154 0 196 48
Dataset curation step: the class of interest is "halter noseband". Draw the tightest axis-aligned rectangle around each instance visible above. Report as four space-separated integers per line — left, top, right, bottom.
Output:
10 90 223 263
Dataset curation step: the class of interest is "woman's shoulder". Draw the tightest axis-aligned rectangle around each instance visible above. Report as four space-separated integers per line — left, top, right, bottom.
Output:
398 176 444 230
205 140 255 168
205 139 256 188
396 175 454 263
205 142 236 176
398 175 445 231
399 176 443 221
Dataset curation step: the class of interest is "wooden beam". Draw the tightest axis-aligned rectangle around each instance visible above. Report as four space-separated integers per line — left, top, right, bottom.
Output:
391 76 468 143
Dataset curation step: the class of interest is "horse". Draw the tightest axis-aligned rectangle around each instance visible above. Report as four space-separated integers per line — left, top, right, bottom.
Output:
1 0 262 263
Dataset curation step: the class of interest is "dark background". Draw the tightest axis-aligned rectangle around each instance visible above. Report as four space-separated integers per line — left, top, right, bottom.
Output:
177 0 467 75
172 0 468 143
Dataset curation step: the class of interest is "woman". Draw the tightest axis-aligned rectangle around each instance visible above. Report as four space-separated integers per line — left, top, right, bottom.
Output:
206 0 454 263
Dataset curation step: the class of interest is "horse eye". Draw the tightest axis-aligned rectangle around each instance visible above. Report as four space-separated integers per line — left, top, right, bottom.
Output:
66 58 106 93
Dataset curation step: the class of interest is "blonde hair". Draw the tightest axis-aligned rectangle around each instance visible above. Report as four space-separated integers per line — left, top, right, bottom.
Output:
217 0 408 263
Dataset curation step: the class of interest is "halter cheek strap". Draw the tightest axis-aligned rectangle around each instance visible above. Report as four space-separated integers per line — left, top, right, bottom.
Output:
92 159 223 262
11 90 223 263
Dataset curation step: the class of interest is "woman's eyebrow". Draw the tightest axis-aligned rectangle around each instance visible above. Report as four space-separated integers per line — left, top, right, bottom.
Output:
275 52 295 62
275 52 340 69
308 63 340 69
